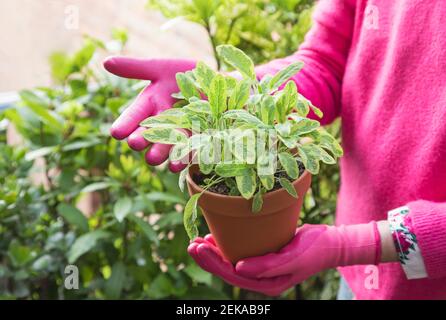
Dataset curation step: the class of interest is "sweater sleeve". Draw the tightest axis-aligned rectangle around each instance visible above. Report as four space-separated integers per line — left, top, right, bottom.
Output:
255 0 356 125
405 200 446 279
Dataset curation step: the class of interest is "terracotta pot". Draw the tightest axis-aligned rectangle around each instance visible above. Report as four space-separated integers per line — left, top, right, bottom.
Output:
186 166 312 264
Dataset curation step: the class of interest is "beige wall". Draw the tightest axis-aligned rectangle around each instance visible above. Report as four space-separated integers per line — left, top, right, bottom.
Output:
0 0 214 91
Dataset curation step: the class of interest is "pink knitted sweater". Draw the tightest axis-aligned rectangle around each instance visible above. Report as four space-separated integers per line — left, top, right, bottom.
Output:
257 0 446 299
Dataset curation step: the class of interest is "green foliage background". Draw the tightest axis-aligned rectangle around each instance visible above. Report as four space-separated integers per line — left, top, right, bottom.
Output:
0 0 340 300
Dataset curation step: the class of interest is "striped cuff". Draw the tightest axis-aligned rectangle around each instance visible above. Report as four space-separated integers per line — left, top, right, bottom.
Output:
388 206 428 280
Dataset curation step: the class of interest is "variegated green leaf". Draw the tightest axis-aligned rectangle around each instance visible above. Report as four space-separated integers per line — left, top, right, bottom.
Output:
176 72 199 100
179 168 188 192
215 163 251 177
298 145 320 174
257 152 276 176
184 194 201 239
315 145 336 164
198 144 214 174
194 61 216 93
169 143 191 162
289 114 320 135
208 74 227 116
140 110 189 129
279 178 298 198
259 74 273 93
252 191 263 213
223 110 267 128
260 95 275 125
184 100 212 115
228 79 250 110
319 131 343 157
275 121 292 137
190 134 211 150
310 101 323 118
143 128 188 145
217 45 255 80
278 152 299 179
225 76 237 94
296 96 310 117
269 61 304 91
235 169 256 199
260 175 274 191
276 81 298 121
278 134 299 149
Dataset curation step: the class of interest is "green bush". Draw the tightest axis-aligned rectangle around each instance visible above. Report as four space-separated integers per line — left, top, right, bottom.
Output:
1 0 341 300
0 34 228 299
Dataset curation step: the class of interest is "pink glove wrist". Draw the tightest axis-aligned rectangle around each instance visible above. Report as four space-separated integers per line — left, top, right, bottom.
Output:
334 222 382 267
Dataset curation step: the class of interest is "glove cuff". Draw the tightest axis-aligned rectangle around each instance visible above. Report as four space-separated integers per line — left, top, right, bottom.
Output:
335 221 381 267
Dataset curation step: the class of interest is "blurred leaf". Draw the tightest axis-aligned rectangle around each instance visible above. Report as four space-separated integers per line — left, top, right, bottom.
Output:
68 79 88 96
147 274 174 299
81 182 114 193
49 52 71 82
25 146 55 161
57 203 89 233
156 212 183 229
144 192 186 204
113 197 132 222
127 214 159 246
67 230 111 263
111 28 128 46
71 39 96 71
62 138 102 152
31 255 53 272
105 262 126 299
184 264 212 286
19 90 63 131
8 241 33 267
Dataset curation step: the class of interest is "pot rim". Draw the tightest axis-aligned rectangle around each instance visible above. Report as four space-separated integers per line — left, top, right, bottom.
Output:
186 165 311 201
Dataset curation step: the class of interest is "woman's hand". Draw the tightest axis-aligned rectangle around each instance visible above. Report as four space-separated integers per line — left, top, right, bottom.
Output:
188 222 383 296
103 57 196 172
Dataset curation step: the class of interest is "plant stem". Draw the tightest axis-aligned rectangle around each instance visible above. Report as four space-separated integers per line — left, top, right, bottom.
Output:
204 21 221 71
224 17 239 44
122 219 128 261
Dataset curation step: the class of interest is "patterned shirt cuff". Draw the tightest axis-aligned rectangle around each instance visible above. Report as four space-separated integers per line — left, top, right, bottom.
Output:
388 206 428 279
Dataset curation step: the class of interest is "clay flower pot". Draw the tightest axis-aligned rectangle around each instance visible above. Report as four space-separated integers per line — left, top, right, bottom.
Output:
186 165 312 264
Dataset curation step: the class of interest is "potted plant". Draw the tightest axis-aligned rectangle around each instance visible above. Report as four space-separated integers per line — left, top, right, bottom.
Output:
142 45 343 263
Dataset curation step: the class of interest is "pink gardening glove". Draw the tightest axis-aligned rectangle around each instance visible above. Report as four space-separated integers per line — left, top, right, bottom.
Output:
103 57 196 172
188 223 381 296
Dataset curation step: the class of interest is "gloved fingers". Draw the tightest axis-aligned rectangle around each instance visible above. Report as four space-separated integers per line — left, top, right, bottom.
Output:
189 234 222 255
204 234 216 246
235 225 326 279
235 252 290 279
168 160 187 173
145 143 172 166
103 56 162 81
110 86 157 139
103 57 196 81
195 243 294 297
166 129 192 172
128 127 150 151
